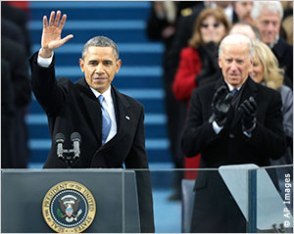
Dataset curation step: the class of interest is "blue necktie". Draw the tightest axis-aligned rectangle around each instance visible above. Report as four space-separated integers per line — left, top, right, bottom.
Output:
98 95 112 144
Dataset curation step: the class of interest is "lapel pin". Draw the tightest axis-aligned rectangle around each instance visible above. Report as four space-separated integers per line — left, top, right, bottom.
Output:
125 116 130 120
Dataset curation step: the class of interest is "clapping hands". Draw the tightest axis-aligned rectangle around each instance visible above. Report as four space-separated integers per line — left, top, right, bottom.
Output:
210 85 233 127
238 97 257 133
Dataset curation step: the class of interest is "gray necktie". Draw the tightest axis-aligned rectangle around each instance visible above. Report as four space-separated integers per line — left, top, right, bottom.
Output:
98 95 112 144
231 88 239 96
231 88 240 109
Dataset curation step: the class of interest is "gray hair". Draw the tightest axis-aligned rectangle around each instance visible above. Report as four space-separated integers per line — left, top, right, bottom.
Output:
82 36 119 59
230 23 258 40
219 33 254 58
251 1 283 20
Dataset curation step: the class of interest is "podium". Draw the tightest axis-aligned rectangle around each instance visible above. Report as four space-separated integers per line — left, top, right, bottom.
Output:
1 169 140 233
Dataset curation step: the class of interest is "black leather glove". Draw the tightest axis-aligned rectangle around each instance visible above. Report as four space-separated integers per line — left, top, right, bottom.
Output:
210 85 233 127
238 97 257 132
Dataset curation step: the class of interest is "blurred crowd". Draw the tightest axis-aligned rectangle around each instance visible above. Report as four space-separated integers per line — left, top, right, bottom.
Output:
1 1 31 168
146 0 293 200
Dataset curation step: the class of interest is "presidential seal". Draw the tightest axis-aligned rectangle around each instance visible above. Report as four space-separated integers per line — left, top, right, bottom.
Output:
42 181 96 233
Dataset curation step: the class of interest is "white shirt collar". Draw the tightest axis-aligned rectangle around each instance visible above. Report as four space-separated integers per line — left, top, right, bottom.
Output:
90 85 112 103
269 36 280 48
226 83 241 92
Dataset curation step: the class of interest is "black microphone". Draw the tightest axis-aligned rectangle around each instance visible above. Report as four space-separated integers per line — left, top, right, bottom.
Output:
55 133 65 159
71 132 81 159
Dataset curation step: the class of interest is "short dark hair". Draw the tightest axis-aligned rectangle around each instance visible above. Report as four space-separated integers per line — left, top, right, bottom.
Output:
82 36 119 59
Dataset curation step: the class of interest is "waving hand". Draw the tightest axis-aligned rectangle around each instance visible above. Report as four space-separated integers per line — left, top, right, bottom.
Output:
39 10 74 58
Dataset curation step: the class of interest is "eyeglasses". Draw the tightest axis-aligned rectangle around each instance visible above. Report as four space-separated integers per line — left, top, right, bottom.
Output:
201 23 221 29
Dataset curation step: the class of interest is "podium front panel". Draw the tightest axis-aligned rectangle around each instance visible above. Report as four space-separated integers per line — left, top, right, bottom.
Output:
1 169 140 233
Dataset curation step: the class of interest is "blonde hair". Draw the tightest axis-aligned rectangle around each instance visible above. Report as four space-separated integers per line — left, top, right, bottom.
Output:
252 40 284 90
188 7 230 48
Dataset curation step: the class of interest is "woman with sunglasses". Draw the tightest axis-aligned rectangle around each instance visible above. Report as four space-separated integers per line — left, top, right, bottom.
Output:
173 7 230 103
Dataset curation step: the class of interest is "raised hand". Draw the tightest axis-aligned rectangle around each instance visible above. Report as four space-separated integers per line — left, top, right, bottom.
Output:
39 10 74 58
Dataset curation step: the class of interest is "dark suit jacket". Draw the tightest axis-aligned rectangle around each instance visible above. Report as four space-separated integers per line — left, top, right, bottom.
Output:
182 78 286 233
1 18 25 47
1 59 15 168
2 37 31 107
29 53 155 233
272 37 293 88
2 37 31 168
1 3 31 55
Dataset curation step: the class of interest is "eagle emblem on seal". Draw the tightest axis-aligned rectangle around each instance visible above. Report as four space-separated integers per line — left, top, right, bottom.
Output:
59 194 82 222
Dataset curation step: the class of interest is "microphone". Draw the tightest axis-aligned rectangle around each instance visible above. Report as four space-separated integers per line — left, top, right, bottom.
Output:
55 133 65 159
71 132 81 159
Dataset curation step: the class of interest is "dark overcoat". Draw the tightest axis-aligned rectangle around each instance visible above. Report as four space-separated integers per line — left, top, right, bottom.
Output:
182 78 286 233
30 53 155 233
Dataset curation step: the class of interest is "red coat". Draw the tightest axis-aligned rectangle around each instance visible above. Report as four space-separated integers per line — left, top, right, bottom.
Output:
172 47 202 101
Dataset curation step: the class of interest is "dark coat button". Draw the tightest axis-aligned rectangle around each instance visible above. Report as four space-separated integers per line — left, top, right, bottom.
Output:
229 133 235 138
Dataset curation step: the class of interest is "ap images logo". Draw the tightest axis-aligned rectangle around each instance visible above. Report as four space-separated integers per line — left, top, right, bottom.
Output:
42 181 96 233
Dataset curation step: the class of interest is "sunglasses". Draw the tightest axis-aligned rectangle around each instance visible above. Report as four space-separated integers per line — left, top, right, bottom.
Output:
201 23 220 29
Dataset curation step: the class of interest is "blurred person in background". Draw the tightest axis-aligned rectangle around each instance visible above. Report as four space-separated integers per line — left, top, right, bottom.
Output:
251 40 292 172
1 60 15 168
233 0 254 25
230 22 259 40
146 1 205 200
1 2 31 56
251 1 293 88
281 1 293 46
1 2 32 168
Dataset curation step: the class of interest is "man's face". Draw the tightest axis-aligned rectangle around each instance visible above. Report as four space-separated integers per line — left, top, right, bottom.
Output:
79 46 121 93
218 43 252 87
255 9 281 45
234 1 253 23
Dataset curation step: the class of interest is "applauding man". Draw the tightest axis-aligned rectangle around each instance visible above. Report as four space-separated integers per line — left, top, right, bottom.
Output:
181 34 286 233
